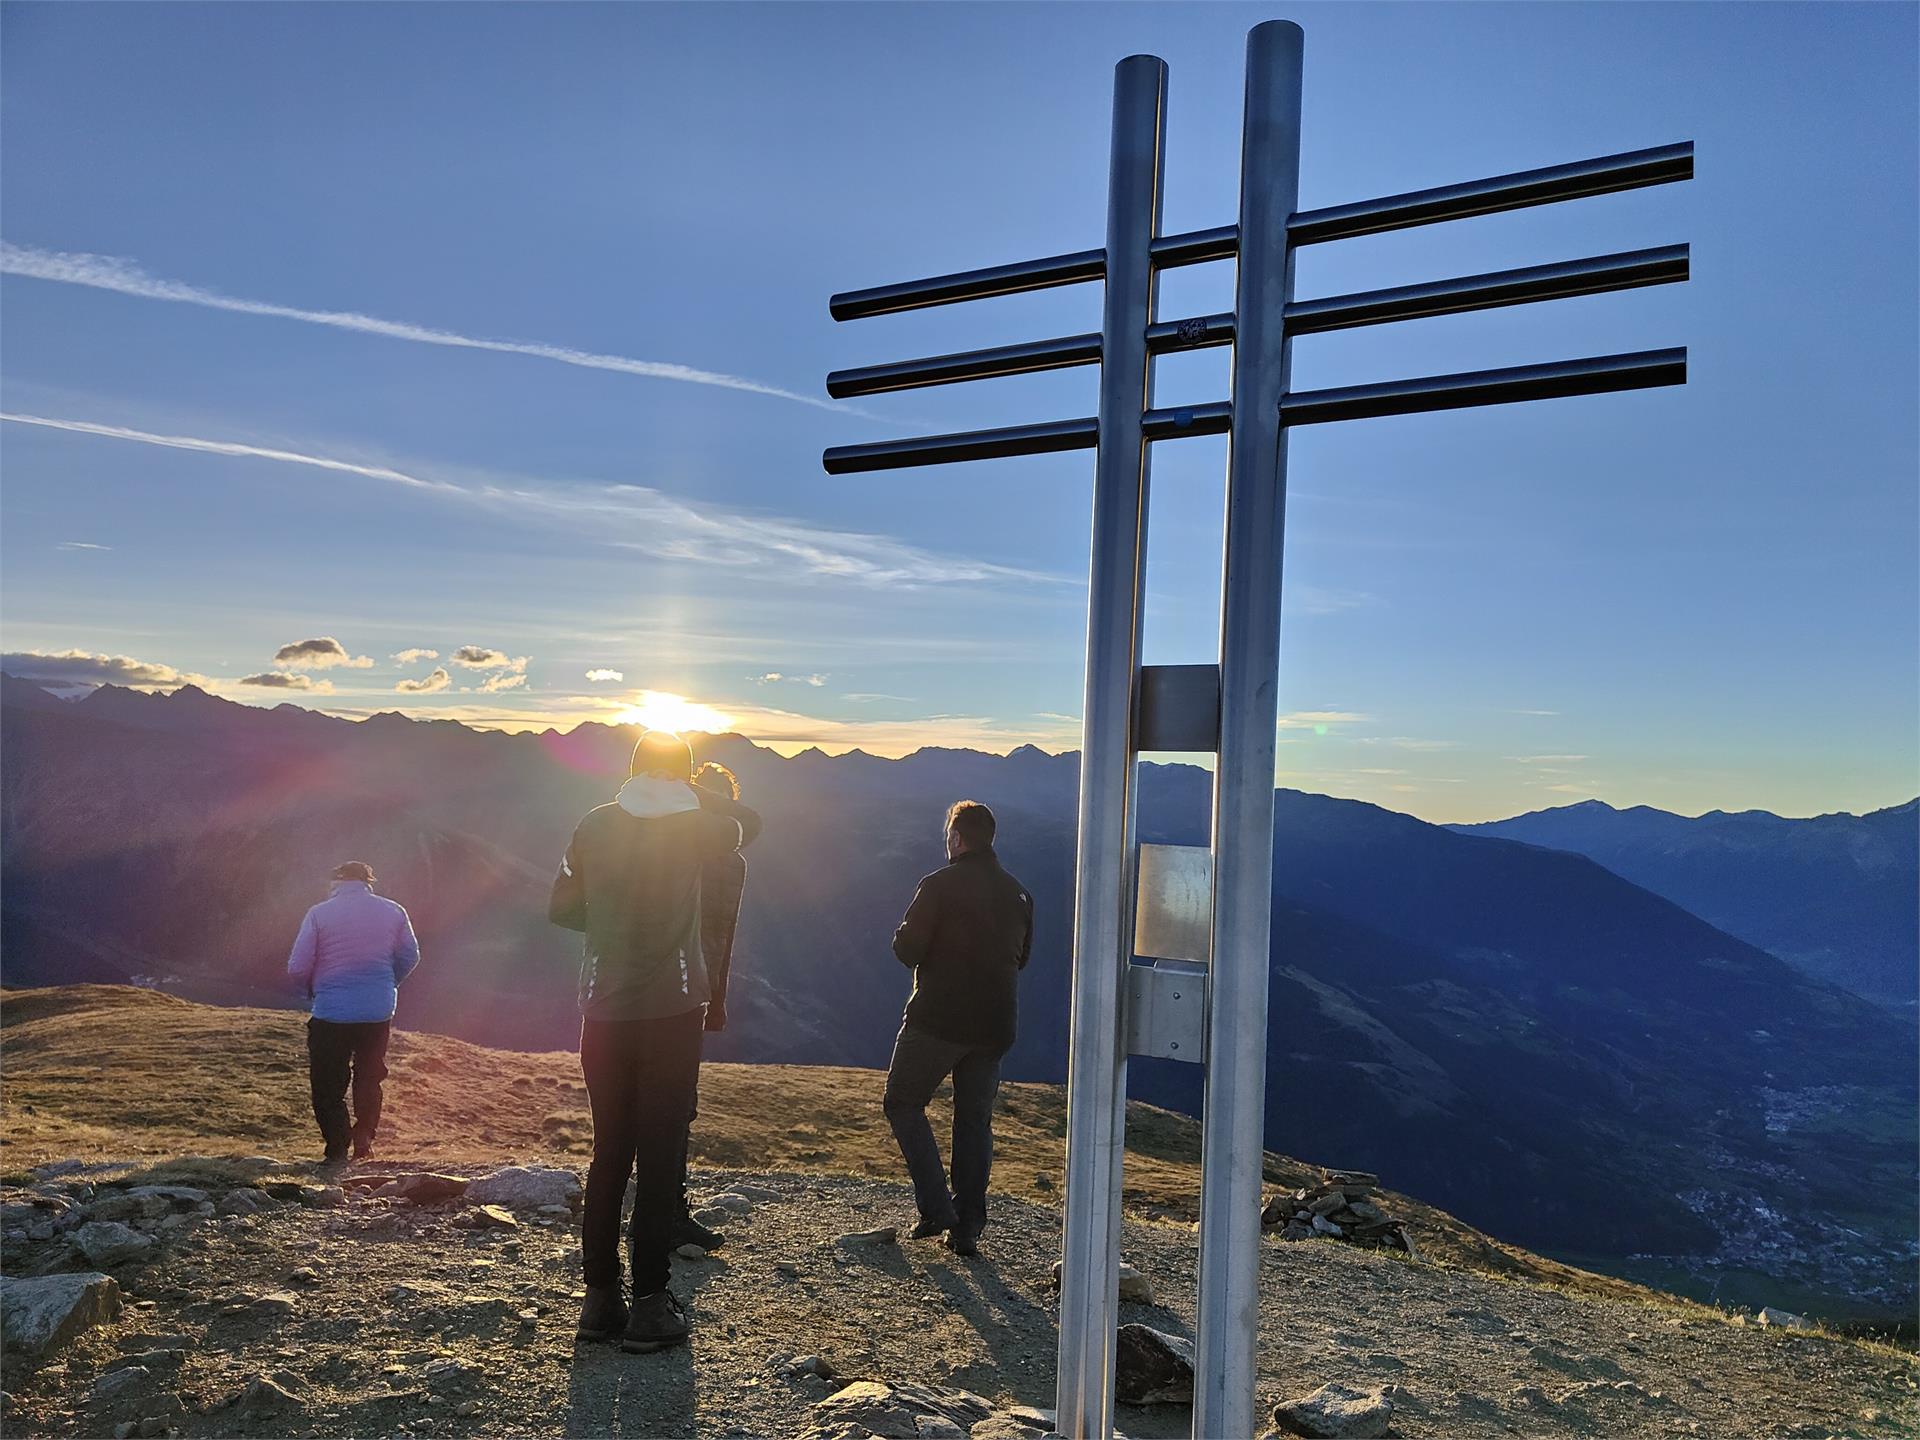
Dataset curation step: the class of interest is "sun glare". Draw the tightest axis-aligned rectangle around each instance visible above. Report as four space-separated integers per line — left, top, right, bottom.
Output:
614 690 734 735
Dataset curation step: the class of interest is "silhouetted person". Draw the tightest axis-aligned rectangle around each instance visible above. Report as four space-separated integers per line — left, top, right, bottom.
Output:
550 731 760 1352
884 800 1033 1255
286 861 420 1165
670 760 749 1251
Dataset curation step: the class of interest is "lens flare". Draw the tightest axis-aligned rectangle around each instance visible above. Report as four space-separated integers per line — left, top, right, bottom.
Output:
613 690 734 734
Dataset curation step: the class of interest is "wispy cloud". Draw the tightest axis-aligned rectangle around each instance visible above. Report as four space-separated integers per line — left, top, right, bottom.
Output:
1 413 458 492
1 648 202 688
396 667 451 694
391 648 439 664
755 671 826 687
477 671 528 694
1278 710 1372 730
56 541 110 551
1513 754 1588 764
240 670 332 693
584 668 624 683
1 241 849 414
451 646 520 670
1513 709 1560 717
1 411 1053 592
274 636 372 670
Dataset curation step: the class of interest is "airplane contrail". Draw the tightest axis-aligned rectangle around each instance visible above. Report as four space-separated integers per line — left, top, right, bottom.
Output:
1 241 849 413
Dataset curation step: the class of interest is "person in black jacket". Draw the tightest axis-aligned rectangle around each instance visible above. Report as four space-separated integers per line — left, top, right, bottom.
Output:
883 799 1033 1256
549 730 761 1353
668 760 749 1251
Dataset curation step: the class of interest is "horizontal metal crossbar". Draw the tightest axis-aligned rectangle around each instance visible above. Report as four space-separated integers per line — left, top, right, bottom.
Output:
1281 347 1686 426
822 349 1681 473
827 245 1686 398
821 402 1230 474
1287 244 1688 334
1288 142 1693 245
828 142 1691 321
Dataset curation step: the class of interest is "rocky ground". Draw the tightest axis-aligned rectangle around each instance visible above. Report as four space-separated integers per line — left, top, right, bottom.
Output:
2 1156 1914 1440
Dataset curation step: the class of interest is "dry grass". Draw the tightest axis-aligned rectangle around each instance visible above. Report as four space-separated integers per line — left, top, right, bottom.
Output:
2 984 1695 1313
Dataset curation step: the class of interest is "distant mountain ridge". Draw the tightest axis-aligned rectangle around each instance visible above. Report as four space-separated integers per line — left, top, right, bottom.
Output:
1451 797 1918 1007
2 674 1914 1326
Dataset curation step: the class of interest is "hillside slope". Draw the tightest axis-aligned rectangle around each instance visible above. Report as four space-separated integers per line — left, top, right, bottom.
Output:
2 987 1914 1440
1451 798 1919 1007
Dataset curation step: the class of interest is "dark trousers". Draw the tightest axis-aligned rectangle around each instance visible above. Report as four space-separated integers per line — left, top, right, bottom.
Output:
673 1081 700 1221
579 1009 705 1296
306 1018 391 1156
883 1022 1006 1232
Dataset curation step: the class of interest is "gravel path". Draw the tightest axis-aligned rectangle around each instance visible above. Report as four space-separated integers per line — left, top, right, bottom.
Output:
4 1165 1914 1439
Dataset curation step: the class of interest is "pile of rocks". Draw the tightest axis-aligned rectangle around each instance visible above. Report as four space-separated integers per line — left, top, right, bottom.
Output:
1261 1171 1417 1257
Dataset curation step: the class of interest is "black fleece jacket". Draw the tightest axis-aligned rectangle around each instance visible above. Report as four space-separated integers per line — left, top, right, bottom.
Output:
892 847 1033 1050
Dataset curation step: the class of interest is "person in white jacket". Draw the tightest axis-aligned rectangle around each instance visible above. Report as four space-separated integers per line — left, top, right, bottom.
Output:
286 861 420 1163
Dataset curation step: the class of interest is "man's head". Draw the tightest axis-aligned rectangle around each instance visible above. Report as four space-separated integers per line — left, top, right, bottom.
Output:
630 729 694 782
332 861 377 885
693 761 740 800
945 799 996 859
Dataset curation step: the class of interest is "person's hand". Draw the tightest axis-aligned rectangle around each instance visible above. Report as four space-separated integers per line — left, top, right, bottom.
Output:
704 1004 727 1033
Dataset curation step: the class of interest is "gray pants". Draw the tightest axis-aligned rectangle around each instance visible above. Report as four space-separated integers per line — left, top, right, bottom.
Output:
883 1022 1006 1232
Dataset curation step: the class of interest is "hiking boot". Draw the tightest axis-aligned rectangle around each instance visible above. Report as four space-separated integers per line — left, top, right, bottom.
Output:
909 1214 957 1240
670 1214 725 1251
576 1285 628 1342
621 1289 689 1352
945 1227 981 1257
352 1138 375 1160
319 1147 349 1170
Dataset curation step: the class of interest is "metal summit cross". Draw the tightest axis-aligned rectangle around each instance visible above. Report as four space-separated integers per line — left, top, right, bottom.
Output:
821 20 1690 1440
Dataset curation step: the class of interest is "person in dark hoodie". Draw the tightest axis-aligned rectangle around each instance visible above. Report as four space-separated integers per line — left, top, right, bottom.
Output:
883 799 1033 1256
669 760 749 1252
549 730 760 1352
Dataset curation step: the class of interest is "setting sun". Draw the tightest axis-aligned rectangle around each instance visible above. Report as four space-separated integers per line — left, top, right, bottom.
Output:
613 690 734 735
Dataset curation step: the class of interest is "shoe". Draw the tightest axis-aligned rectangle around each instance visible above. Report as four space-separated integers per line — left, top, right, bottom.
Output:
352 1139 374 1160
621 1289 690 1352
576 1284 628 1342
945 1228 981 1257
320 1147 349 1170
909 1214 957 1240
670 1214 725 1251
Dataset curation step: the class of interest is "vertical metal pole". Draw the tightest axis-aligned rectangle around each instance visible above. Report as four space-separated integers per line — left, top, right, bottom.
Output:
1056 52 1166 1440
1194 21 1303 1440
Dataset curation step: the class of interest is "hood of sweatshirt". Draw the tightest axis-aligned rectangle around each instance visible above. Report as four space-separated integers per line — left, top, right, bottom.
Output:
615 774 699 819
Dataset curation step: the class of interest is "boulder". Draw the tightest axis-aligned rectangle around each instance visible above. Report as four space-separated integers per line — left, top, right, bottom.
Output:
813 1381 995 1440
695 1191 755 1216
215 1188 274 1216
88 1366 150 1408
1757 1306 1815 1331
1048 1259 1154 1304
73 1221 155 1267
86 1194 169 1225
372 1173 470 1205
466 1166 580 1211
1 1273 123 1360
1271 1382 1394 1438
1310 1215 1343 1237
833 1225 899 1250
456 1204 520 1231
123 1186 209 1206
228 1374 303 1415
1114 1324 1194 1406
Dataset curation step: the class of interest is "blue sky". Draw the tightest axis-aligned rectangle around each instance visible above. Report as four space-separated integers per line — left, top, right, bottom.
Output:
1 1 1913 822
